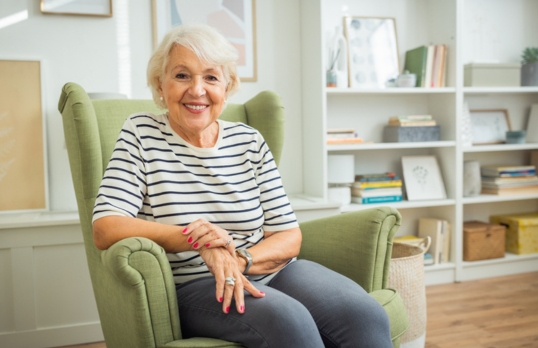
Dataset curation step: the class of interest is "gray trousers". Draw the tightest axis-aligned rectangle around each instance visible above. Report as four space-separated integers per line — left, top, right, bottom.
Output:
176 260 393 348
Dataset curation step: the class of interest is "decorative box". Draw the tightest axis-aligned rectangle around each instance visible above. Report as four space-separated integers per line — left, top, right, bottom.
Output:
383 126 440 142
489 212 538 255
464 63 521 87
463 221 506 261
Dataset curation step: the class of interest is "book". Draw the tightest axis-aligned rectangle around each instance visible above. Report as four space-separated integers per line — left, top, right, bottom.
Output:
351 187 403 197
424 253 434 266
327 129 357 139
352 180 402 189
481 177 538 189
389 115 433 122
437 44 448 87
394 235 431 250
355 172 399 182
481 185 538 195
388 120 437 127
403 46 428 87
351 195 402 204
326 138 364 145
481 165 536 177
432 45 446 87
418 217 450 265
424 45 435 88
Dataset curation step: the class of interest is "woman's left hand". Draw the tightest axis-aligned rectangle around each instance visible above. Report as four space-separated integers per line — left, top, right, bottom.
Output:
199 246 265 314
182 219 235 254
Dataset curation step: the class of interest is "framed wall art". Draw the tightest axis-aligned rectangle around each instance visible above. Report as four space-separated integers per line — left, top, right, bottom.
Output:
402 156 447 201
41 0 113 17
152 0 257 82
469 109 512 144
343 16 400 88
0 59 48 213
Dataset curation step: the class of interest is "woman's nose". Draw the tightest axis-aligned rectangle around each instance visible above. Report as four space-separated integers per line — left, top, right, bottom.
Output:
188 77 206 97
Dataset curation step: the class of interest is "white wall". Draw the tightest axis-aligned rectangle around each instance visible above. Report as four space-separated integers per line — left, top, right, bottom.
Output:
0 0 303 212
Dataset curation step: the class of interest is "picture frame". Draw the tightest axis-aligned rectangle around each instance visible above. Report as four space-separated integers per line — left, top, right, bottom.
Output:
469 109 512 144
402 156 447 201
0 59 48 213
40 0 113 17
343 16 400 89
525 104 538 143
152 0 257 82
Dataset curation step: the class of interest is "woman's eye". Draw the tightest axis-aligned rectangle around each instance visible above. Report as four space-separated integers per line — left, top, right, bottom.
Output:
175 73 188 79
207 75 218 81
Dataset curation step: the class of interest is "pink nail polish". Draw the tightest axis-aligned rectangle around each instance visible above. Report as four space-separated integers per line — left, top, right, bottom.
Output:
225 306 230 313
193 242 199 249
187 236 193 243
260 291 265 295
219 297 223 302
205 243 211 247
240 305 244 313
182 228 188 233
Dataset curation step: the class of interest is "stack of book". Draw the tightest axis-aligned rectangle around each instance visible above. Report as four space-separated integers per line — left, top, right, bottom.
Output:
403 44 448 88
326 128 364 145
388 115 436 127
351 172 403 204
481 165 538 195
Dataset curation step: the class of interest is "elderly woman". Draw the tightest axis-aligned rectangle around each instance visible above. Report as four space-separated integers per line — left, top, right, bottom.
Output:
92 24 392 347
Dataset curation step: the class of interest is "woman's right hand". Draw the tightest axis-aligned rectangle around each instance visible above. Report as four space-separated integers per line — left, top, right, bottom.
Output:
198 246 265 314
182 219 235 255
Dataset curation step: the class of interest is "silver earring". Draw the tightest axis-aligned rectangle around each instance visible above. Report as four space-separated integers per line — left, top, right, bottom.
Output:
224 99 227 104
160 96 163 101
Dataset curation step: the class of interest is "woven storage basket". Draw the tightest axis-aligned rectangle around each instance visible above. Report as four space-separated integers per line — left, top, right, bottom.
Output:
388 241 429 348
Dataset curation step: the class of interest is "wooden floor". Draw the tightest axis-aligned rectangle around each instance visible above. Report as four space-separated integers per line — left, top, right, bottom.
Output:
59 272 538 348
425 271 538 348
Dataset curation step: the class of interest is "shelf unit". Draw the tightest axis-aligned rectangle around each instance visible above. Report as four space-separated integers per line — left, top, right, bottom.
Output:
299 0 538 285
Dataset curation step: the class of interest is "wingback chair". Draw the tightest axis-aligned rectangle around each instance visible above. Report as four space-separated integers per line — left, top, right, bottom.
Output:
58 82 408 348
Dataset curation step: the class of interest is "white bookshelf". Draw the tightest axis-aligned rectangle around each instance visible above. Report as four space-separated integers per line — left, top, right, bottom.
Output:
299 0 538 284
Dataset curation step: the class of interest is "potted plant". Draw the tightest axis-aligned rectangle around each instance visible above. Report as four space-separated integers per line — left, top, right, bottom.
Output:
521 47 538 86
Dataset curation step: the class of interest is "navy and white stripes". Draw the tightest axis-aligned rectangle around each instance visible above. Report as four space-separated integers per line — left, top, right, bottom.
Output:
93 112 298 284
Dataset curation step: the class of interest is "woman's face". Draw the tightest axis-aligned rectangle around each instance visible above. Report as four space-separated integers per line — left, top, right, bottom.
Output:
160 45 227 139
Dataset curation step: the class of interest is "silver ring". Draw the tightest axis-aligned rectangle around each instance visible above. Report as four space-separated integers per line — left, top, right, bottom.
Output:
225 276 236 286
225 239 232 247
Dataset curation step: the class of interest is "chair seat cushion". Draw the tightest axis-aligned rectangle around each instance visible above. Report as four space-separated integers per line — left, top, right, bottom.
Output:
159 337 243 347
369 288 409 341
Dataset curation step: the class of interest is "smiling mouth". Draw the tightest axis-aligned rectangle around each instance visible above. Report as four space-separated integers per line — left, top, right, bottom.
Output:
185 104 208 111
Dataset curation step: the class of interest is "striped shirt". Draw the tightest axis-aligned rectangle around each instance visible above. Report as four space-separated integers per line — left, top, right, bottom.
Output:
92 112 298 284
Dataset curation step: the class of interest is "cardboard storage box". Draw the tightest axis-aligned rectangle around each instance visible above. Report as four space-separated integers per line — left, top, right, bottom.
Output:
463 221 506 261
490 212 538 255
383 125 440 142
464 63 521 87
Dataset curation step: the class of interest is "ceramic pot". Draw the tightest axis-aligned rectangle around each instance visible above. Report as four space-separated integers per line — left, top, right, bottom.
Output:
521 62 538 86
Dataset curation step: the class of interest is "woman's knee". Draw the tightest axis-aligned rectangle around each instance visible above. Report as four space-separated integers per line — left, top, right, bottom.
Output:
247 293 324 347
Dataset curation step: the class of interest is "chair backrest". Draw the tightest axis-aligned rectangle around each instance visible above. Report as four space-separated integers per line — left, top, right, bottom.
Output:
58 82 285 343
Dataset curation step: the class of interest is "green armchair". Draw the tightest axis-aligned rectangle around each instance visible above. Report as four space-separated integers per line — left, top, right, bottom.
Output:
58 82 408 348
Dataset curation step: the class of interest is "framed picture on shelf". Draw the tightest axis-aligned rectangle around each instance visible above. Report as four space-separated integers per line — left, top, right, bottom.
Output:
152 0 257 82
525 104 538 143
469 109 512 144
402 156 447 201
343 16 399 89
41 0 113 17
0 59 48 213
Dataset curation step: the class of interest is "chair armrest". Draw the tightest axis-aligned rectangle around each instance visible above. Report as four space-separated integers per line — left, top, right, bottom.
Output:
298 206 401 293
98 237 181 347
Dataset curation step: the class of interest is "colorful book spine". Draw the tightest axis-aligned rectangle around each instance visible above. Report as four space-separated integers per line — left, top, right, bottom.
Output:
355 173 399 182
352 180 402 189
351 195 403 204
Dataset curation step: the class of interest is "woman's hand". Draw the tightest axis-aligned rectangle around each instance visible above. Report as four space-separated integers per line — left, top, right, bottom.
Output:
182 219 235 254
198 247 265 314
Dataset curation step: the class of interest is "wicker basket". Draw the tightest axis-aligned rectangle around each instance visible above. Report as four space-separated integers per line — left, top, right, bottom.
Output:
388 240 429 348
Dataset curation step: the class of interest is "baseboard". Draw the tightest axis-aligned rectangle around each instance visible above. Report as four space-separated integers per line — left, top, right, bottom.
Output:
0 322 104 348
